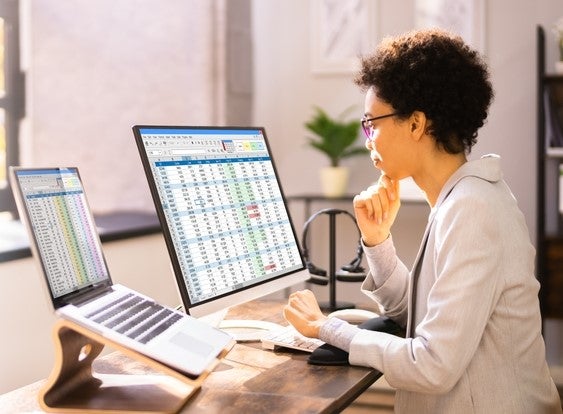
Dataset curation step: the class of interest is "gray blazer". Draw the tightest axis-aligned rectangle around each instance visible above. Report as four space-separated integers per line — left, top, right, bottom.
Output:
352 155 561 413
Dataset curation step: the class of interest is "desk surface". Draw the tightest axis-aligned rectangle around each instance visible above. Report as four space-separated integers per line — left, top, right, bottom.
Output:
0 300 381 414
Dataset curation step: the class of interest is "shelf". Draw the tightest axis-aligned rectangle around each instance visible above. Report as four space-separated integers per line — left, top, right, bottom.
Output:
544 74 563 82
544 235 563 244
537 25 563 320
287 178 426 205
542 238 563 318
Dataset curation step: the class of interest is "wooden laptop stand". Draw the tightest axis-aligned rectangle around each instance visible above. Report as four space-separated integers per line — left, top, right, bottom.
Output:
38 319 229 413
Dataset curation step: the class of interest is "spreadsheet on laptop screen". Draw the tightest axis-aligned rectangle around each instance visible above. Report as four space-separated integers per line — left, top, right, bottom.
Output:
137 127 304 307
14 168 109 298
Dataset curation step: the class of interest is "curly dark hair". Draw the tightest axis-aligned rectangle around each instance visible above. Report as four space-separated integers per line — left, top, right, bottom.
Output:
354 29 493 154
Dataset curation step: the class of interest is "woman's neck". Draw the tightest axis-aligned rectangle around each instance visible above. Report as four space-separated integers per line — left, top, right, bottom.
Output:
412 151 467 207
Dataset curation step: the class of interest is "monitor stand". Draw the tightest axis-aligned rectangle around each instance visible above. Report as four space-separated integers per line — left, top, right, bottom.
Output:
198 308 284 342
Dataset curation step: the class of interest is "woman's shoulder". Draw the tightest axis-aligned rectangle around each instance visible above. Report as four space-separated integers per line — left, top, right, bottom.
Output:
439 176 502 211
434 175 518 232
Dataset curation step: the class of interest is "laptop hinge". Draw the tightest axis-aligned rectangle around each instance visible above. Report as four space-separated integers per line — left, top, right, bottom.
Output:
69 286 114 307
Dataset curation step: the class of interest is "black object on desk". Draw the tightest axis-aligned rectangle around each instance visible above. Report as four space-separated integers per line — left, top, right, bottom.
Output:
308 316 405 366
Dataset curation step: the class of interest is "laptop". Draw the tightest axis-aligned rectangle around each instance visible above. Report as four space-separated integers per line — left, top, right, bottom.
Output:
10 166 235 378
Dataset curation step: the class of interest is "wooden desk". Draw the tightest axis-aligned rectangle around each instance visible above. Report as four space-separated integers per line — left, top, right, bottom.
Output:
0 300 381 413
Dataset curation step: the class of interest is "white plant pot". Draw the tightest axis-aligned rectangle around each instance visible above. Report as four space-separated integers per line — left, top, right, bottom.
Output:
320 166 349 198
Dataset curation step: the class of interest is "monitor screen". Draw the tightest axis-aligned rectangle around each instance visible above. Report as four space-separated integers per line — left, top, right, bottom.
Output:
133 126 308 320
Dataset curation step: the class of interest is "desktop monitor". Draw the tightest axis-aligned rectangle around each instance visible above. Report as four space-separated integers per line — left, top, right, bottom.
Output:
133 126 309 336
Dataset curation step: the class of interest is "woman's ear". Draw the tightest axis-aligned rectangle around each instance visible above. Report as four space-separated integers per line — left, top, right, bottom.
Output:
409 111 427 141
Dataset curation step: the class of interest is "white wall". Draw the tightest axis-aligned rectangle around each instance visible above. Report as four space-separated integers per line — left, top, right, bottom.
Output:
23 0 219 214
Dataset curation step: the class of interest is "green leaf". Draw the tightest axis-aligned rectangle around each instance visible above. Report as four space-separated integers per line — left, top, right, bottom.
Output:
304 106 367 166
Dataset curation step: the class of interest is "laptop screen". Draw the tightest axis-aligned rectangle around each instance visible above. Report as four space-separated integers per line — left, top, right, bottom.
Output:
11 168 111 305
134 126 306 314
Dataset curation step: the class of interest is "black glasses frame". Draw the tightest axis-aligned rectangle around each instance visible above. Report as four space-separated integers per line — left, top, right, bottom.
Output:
361 113 399 138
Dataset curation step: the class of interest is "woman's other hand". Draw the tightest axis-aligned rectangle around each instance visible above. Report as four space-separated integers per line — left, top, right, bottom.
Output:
283 289 327 338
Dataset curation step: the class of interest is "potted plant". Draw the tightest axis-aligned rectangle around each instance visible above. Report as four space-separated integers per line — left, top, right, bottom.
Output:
305 106 367 197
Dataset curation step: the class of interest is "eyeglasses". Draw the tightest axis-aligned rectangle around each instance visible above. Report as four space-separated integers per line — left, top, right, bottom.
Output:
361 113 399 139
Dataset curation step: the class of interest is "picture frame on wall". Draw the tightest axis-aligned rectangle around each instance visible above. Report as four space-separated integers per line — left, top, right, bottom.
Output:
310 0 378 74
415 0 486 53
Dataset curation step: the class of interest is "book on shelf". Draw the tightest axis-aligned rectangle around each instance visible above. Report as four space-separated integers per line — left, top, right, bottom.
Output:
544 88 563 150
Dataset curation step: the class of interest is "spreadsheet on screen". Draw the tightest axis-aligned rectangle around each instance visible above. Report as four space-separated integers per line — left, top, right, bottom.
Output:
137 127 303 307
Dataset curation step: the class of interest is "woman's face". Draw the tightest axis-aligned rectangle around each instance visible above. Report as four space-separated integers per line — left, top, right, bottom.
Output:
363 88 414 180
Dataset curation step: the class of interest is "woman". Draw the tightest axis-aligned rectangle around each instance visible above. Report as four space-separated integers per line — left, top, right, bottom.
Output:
284 29 562 413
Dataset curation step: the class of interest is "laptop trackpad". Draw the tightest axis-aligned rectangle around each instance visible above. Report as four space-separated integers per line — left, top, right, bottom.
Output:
171 332 214 357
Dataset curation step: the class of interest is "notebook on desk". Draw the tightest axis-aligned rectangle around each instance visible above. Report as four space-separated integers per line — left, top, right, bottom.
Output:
9 166 235 378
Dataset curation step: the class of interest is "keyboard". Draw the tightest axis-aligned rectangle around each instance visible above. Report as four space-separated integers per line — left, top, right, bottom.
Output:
261 325 324 353
81 291 181 344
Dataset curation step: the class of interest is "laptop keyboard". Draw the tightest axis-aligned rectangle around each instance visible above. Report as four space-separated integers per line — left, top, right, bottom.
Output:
82 292 182 344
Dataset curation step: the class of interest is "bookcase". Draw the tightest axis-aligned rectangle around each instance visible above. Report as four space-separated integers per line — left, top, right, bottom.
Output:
537 26 563 319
